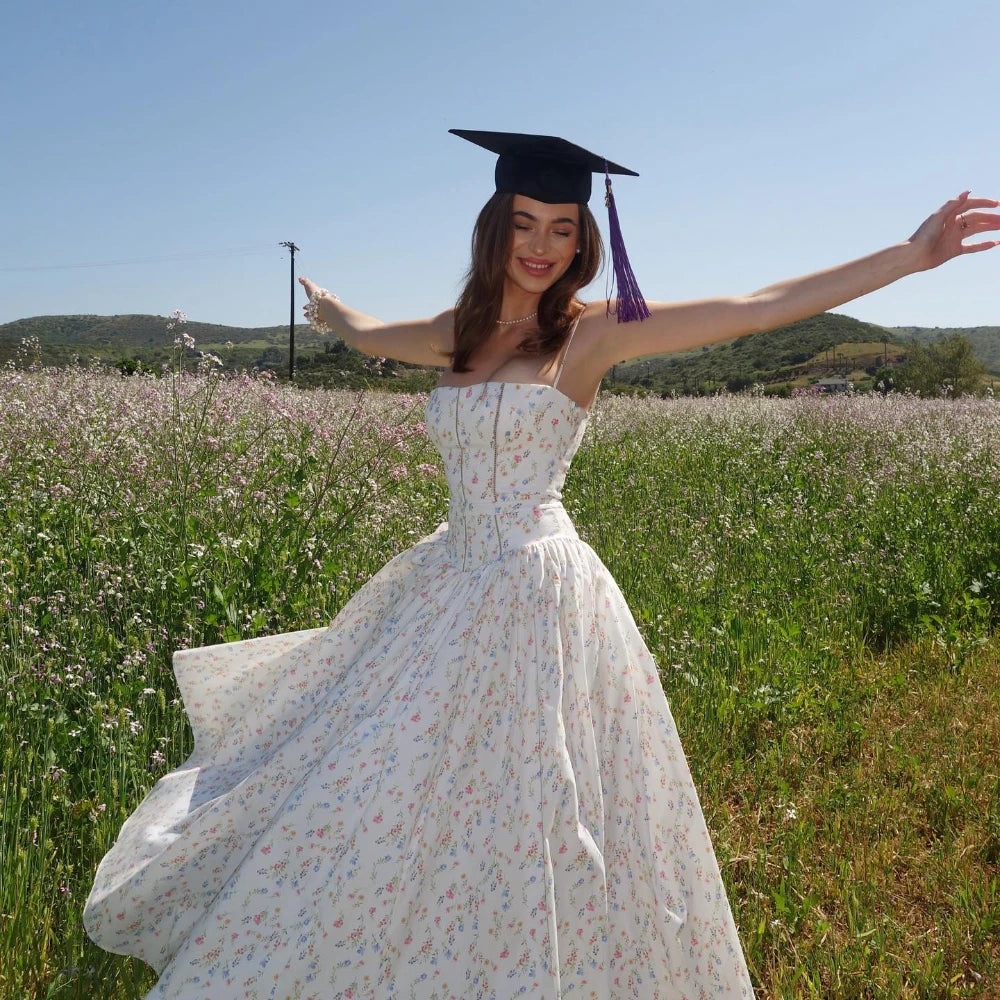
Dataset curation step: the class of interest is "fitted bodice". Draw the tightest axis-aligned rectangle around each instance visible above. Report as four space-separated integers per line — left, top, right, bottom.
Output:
425 381 590 568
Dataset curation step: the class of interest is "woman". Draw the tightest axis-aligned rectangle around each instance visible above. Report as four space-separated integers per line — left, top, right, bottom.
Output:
85 130 999 998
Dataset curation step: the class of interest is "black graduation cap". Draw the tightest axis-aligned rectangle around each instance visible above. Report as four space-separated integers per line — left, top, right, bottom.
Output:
448 129 639 205
449 128 650 322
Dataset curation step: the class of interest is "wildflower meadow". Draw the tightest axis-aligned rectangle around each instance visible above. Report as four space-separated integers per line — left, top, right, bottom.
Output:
2 339 998 997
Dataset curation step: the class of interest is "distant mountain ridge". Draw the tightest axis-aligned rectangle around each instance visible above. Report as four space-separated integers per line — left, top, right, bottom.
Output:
613 313 999 394
2 312 998 394
0 313 327 348
0 313 329 371
888 325 1000 373
615 313 894 394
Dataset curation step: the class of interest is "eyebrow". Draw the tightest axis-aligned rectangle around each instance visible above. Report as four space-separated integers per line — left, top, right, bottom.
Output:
513 210 578 226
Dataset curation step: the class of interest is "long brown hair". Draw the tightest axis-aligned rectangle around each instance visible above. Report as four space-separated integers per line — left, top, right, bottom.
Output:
449 192 604 372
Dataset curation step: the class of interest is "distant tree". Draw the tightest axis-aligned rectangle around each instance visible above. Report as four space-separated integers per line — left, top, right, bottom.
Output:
893 334 985 397
872 366 897 393
116 356 149 376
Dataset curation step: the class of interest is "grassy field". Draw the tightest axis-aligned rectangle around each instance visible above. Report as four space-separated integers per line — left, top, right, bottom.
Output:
2 357 998 998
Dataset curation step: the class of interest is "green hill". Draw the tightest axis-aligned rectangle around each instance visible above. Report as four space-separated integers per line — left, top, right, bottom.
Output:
0 313 438 392
0 313 296 348
887 325 1000 373
0 313 331 372
610 313 905 395
2 312 996 396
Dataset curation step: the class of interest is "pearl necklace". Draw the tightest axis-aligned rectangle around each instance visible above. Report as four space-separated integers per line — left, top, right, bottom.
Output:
496 310 537 326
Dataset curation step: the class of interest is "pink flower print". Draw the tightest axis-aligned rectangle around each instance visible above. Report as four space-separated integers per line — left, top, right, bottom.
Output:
77 380 753 996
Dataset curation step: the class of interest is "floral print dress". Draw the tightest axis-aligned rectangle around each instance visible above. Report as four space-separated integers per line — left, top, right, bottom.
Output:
84 376 754 999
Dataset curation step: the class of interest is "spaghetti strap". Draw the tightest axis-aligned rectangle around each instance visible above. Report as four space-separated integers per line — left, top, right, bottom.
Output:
552 311 583 390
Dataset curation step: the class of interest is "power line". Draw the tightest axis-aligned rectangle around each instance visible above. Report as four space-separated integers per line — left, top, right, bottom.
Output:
0 244 282 273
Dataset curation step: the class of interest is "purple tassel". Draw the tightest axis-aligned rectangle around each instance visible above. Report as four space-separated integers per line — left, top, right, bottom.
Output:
604 168 650 323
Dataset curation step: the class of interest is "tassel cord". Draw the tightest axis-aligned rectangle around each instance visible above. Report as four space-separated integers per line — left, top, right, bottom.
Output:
604 169 650 323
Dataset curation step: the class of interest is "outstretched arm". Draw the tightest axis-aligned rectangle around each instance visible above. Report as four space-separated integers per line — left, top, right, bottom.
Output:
589 192 1000 366
299 277 454 367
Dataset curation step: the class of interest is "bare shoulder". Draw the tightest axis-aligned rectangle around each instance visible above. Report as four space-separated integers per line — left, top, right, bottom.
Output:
423 308 456 366
548 302 624 402
428 308 456 342
571 300 637 372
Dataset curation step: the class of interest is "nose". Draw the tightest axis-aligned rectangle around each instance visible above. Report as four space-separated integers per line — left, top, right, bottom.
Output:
529 230 549 255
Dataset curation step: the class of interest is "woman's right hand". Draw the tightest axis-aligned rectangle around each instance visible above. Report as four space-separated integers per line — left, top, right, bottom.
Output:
299 276 324 304
298 277 337 333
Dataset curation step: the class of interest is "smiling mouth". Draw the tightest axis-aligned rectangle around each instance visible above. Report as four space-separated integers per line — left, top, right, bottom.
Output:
519 258 554 275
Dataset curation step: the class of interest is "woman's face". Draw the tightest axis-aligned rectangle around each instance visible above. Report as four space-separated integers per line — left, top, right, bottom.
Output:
504 194 580 298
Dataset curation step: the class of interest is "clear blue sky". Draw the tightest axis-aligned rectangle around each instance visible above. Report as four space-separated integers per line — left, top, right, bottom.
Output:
2 0 997 331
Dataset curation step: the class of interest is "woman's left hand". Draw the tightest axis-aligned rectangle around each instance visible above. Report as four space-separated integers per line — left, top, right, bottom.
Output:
909 191 1000 271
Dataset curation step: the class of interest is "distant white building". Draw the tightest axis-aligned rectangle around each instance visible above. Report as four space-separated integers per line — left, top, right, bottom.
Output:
815 377 852 393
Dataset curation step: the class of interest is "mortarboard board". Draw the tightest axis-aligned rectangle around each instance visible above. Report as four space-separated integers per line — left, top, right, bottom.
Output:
449 129 650 322
448 129 638 205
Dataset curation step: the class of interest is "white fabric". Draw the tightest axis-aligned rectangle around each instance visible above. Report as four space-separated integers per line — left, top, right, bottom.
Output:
85 381 753 999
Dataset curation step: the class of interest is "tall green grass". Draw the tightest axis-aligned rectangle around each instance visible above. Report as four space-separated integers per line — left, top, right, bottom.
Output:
1 364 997 998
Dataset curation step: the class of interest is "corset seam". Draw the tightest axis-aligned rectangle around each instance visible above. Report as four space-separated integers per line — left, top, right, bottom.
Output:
492 383 504 557
455 391 468 571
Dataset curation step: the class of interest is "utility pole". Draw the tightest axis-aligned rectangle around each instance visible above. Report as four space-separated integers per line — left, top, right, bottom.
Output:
279 241 300 380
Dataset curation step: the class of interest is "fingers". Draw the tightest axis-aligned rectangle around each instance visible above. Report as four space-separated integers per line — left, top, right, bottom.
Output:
924 191 971 230
943 190 971 213
958 210 1000 225
957 197 1000 212
956 211 1000 239
961 239 1000 255
941 192 998 219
